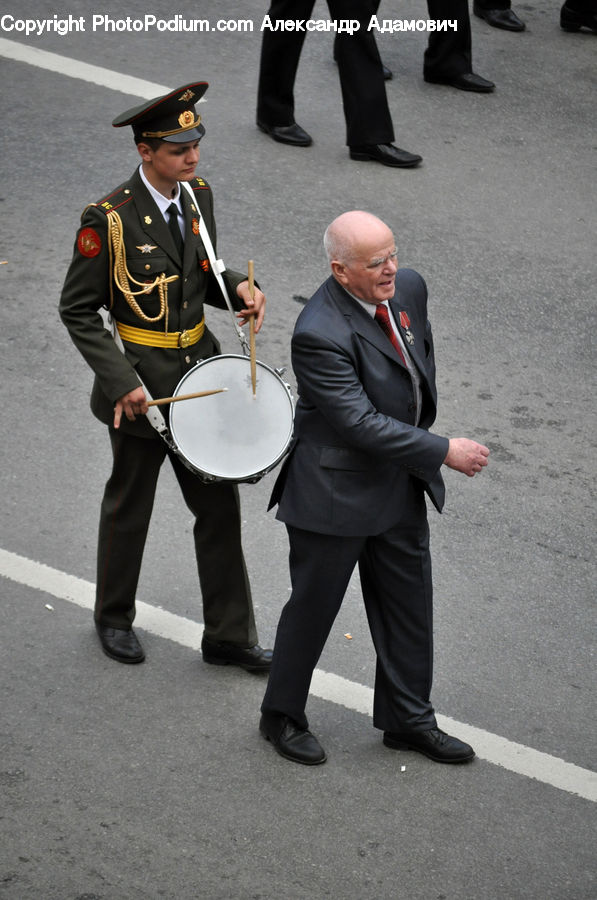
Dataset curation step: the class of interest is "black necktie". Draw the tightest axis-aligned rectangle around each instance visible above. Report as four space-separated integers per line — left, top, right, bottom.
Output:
167 202 184 256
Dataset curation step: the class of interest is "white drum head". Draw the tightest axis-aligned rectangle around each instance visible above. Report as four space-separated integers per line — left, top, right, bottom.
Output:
169 355 294 481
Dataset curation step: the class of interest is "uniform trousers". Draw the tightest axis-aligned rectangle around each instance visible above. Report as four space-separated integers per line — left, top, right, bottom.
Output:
262 496 438 733
95 427 257 646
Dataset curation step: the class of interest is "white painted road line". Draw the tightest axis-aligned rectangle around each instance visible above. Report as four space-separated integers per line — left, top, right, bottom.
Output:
1 547 595 802
0 38 206 101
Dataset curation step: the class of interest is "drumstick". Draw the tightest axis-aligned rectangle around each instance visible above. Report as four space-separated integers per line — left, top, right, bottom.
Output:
247 259 257 396
147 388 227 407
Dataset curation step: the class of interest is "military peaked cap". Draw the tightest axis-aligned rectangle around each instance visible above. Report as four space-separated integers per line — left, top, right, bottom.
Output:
112 81 208 143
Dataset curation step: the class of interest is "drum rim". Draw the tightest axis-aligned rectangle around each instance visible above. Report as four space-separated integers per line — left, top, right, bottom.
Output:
169 354 294 481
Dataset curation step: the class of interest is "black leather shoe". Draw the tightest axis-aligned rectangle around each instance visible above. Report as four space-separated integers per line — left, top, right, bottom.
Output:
260 714 327 765
201 637 272 672
560 3 597 32
473 4 526 31
95 624 145 664
349 143 422 168
425 71 495 93
257 121 312 146
383 728 475 763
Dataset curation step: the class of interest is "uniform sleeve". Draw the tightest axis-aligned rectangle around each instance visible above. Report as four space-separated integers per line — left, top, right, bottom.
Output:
58 206 141 404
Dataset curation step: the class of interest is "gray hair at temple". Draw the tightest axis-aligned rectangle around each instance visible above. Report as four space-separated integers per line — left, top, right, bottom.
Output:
323 221 353 264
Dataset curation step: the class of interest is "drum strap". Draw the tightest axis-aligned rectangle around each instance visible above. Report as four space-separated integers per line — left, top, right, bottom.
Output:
181 181 250 356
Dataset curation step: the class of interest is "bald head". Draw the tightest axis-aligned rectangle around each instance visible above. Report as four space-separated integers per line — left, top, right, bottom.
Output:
323 211 394 264
324 211 398 305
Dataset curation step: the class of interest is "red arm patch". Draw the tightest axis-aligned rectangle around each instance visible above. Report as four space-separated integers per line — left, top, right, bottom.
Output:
77 227 102 258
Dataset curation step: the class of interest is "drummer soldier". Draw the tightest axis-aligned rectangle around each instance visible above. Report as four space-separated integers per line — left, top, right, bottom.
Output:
59 81 272 671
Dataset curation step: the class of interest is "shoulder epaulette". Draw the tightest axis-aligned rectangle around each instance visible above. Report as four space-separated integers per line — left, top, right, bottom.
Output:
95 183 135 215
191 175 210 192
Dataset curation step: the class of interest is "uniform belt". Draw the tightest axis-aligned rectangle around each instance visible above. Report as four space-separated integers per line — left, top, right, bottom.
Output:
115 317 205 348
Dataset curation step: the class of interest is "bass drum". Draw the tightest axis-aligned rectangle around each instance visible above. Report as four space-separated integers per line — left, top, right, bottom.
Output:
169 354 294 482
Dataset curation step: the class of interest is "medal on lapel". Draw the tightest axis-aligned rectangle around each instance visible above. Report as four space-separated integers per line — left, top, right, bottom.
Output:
192 218 200 235
399 311 415 345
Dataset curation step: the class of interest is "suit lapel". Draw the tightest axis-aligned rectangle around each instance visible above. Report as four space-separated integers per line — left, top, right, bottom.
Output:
328 279 407 368
388 297 424 372
388 294 436 405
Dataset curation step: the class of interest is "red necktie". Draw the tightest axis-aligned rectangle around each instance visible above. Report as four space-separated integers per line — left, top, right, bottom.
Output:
374 303 406 365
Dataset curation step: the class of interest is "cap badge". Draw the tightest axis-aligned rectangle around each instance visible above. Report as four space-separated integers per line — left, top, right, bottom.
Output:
178 110 195 128
178 89 195 102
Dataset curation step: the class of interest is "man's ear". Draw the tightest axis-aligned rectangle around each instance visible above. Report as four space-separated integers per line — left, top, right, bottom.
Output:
136 142 153 163
331 260 348 285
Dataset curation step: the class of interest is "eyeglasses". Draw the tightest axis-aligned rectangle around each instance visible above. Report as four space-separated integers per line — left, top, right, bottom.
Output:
364 250 398 269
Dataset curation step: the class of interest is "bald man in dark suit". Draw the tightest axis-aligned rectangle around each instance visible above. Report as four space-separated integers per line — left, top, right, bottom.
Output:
259 211 489 766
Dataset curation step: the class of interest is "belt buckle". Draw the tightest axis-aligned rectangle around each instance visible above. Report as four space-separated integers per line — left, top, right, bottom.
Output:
179 329 191 348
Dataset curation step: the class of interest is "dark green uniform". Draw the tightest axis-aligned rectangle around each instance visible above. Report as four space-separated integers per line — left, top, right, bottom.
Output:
59 168 258 644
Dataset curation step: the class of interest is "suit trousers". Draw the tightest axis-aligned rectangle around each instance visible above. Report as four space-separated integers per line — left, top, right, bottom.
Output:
424 0 473 79
474 0 511 9
257 0 394 146
261 496 438 733
95 427 257 646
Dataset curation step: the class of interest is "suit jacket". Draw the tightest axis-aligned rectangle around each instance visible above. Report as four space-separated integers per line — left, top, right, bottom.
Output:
270 269 449 536
59 167 246 438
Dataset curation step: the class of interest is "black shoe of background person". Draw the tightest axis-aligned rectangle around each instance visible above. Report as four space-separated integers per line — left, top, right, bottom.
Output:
473 3 526 31
96 624 145 663
349 144 422 168
257 121 313 146
259 713 327 765
424 71 496 92
560 2 597 32
201 636 273 672
383 727 475 763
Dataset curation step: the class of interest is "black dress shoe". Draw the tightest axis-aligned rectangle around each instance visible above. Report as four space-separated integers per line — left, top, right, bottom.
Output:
473 4 526 31
260 714 327 765
201 637 272 672
560 2 597 32
383 727 475 763
95 624 145 664
425 71 495 93
349 143 422 168
257 121 312 146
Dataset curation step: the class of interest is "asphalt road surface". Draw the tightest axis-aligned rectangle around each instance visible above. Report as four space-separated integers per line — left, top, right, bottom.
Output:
1 2 595 898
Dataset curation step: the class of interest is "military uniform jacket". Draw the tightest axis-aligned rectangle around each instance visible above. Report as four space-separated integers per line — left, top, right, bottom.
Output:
59 167 246 438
